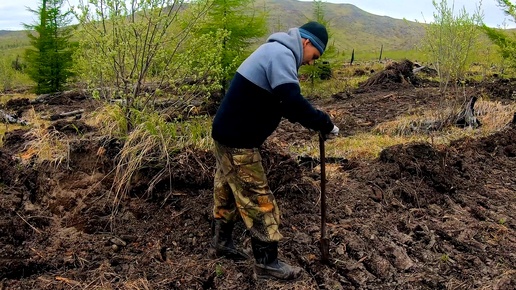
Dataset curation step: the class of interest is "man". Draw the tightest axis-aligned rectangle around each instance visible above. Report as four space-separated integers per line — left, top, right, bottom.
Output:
210 21 339 280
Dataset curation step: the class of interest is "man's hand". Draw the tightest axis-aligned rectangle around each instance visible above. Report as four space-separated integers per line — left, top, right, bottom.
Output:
324 125 339 140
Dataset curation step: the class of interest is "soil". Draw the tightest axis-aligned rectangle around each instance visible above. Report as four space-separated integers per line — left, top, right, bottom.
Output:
1 71 515 289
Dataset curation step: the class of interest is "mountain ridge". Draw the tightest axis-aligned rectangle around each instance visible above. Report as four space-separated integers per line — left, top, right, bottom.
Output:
259 0 425 52
0 0 426 53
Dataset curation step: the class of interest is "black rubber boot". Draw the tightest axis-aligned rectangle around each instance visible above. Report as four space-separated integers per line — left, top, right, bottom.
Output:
251 238 302 280
211 219 250 261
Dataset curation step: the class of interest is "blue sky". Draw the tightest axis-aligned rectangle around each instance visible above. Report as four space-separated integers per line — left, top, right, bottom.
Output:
0 0 514 31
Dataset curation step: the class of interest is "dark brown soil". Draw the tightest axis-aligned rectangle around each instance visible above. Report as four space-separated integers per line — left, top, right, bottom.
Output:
1 78 515 289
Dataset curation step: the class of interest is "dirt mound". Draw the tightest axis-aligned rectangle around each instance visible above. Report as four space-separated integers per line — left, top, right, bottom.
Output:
377 142 459 203
1 81 516 289
48 120 95 136
117 140 314 200
3 98 30 111
344 127 516 289
479 77 516 102
358 59 419 91
4 90 99 120
2 129 31 153
0 149 21 187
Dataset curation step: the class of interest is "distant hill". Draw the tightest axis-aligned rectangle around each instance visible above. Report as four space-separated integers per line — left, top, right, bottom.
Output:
0 0 425 53
259 0 425 53
0 30 30 54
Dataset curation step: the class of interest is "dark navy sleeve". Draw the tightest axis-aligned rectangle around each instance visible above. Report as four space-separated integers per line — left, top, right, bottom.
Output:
273 82 334 134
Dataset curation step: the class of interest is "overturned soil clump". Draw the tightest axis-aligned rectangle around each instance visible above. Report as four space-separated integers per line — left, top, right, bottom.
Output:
1 80 516 289
358 59 419 92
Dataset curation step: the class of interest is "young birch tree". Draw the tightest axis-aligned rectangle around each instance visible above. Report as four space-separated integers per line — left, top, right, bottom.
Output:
73 0 212 132
423 0 483 93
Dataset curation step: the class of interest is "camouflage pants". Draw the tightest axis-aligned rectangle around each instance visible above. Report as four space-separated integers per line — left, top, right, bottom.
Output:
213 141 282 242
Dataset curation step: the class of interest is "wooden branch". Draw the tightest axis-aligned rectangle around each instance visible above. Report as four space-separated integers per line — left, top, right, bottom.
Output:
48 109 85 121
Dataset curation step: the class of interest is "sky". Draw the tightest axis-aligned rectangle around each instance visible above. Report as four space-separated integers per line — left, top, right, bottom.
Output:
0 0 514 31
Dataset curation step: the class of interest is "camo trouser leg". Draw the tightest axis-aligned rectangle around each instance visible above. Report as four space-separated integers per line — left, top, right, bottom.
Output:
213 141 282 242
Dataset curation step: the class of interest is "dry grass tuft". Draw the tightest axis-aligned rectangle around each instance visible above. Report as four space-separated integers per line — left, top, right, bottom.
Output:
328 133 421 159
19 108 70 166
474 98 516 130
88 103 128 138
111 111 212 212
296 98 516 161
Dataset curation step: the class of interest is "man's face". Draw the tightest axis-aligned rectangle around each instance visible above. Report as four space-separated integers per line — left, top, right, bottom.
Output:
301 38 321 65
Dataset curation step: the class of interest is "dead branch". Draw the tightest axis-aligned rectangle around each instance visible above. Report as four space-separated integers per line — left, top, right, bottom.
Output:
48 109 85 121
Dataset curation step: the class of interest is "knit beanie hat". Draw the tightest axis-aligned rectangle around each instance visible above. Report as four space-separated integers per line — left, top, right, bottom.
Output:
299 21 328 55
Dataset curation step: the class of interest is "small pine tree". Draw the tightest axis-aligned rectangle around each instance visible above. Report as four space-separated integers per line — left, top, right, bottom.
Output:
24 0 76 94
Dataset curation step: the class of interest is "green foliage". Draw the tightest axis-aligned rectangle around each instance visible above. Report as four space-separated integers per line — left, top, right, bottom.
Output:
192 0 268 93
24 0 76 94
215 264 224 277
171 30 228 100
498 0 516 15
0 55 33 91
422 0 483 93
482 1 516 73
73 0 213 131
0 58 16 92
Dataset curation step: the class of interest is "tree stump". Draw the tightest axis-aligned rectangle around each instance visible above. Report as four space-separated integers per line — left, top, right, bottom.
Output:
456 96 481 128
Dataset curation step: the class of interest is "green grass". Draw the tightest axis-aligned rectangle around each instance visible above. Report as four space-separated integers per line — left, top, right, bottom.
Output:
289 95 516 161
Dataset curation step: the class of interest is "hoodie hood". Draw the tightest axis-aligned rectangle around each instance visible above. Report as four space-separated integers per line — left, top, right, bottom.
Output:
266 28 303 68
236 27 303 93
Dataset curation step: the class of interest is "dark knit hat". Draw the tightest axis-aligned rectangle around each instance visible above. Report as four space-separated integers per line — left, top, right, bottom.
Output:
299 21 328 55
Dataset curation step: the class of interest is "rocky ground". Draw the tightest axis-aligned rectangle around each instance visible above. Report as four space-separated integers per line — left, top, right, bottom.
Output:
1 67 515 289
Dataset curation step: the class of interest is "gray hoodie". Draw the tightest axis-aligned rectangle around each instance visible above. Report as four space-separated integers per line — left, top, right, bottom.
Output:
237 28 303 92
212 28 333 149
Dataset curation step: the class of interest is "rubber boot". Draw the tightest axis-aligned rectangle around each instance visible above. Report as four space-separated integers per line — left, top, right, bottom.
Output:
251 238 302 280
211 219 249 261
